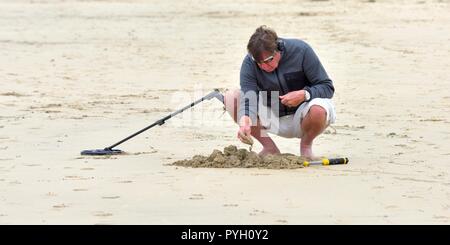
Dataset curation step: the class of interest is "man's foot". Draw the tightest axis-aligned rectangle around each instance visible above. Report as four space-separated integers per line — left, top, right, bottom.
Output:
300 144 315 160
258 147 281 156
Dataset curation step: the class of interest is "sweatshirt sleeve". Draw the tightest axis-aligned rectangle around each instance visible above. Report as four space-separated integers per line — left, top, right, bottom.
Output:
302 44 335 100
238 57 259 124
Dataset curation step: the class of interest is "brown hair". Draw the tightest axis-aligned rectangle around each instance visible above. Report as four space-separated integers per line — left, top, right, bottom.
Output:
247 25 278 62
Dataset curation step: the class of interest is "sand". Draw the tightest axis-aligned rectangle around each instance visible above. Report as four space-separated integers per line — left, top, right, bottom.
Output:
1 0 450 224
172 145 307 169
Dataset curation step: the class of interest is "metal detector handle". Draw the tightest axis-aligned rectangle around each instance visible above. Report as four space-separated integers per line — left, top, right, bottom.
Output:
156 115 171 126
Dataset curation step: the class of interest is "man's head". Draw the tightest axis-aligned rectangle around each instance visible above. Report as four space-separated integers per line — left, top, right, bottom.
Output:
247 25 282 73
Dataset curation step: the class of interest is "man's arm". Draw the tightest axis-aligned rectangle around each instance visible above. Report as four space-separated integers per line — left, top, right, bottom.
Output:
238 57 259 125
302 44 335 101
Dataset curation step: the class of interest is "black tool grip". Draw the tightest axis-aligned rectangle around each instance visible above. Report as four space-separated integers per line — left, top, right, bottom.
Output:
327 158 349 165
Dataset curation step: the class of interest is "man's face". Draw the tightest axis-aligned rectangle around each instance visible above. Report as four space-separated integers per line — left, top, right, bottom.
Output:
257 50 281 73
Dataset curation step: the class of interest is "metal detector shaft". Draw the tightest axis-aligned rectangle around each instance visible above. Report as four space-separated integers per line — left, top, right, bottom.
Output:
104 89 223 150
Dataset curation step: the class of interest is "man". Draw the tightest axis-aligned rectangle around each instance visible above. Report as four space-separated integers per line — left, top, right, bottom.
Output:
224 25 336 159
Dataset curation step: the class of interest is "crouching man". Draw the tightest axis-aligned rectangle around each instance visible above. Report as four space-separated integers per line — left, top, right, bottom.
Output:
224 25 336 159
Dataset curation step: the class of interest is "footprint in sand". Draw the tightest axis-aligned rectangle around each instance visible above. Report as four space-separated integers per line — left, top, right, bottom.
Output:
117 180 133 184
386 132 409 138
53 203 68 209
0 158 14 161
223 204 239 207
93 211 113 217
63 176 93 180
385 205 398 209
249 209 267 216
275 219 288 224
402 194 423 199
101 196 120 199
433 215 450 220
132 151 158 155
9 180 21 185
0 92 26 97
46 192 58 197
250 173 271 176
189 194 204 200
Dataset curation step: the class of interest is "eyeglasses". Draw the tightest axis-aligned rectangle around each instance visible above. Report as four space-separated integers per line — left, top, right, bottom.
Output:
251 51 276 65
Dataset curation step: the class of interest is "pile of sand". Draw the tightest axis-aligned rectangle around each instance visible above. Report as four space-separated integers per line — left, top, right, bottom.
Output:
171 145 306 169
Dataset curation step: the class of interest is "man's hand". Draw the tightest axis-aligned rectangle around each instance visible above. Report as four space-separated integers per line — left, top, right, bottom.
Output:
237 116 252 144
279 90 306 107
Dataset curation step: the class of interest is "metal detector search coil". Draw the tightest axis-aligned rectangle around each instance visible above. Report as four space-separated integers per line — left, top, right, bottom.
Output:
80 148 123 156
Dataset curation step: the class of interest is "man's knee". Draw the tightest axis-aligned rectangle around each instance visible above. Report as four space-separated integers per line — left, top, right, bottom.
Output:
224 89 240 121
224 89 240 108
306 105 327 125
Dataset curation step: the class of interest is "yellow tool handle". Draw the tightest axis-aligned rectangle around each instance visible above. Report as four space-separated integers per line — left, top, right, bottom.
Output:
303 158 349 167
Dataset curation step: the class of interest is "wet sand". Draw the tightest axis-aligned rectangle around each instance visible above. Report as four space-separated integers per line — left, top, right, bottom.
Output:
172 145 307 169
1 0 450 224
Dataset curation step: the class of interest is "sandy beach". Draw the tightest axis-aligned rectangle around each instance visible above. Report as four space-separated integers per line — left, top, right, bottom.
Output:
1 0 449 224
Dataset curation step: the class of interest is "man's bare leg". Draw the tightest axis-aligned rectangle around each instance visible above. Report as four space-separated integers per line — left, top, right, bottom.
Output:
300 105 327 159
223 90 280 156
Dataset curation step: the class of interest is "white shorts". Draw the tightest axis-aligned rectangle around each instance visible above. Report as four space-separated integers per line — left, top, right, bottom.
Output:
259 98 336 138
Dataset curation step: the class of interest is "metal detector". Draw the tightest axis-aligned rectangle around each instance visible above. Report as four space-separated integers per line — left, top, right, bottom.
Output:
81 89 224 155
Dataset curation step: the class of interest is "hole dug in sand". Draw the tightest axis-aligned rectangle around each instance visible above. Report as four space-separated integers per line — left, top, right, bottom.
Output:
172 145 307 169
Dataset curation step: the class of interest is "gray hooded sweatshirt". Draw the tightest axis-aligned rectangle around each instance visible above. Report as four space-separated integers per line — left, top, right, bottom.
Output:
238 38 334 123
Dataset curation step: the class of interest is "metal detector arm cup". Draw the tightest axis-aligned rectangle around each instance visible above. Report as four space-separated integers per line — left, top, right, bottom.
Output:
207 89 224 103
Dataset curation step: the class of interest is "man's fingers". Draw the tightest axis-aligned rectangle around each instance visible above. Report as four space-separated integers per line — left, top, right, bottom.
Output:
237 131 251 144
237 131 244 139
238 130 249 138
237 134 243 142
281 99 292 107
237 132 245 143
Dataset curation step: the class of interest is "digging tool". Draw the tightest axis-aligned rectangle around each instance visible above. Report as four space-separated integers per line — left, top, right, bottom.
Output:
302 158 349 167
